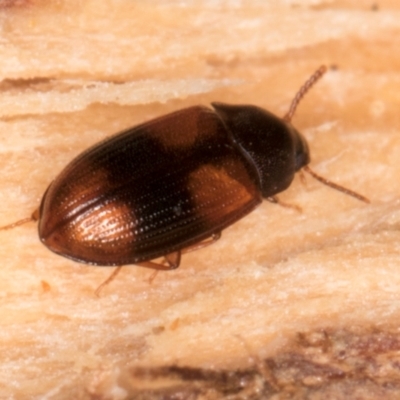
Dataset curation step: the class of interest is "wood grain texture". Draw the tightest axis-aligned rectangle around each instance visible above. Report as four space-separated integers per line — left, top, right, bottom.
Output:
0 1 399 399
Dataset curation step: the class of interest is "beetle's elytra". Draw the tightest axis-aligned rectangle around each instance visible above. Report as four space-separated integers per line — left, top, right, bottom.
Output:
1 66 369 273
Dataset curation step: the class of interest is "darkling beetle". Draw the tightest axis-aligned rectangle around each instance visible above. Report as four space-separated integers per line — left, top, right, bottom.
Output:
0 66 369 292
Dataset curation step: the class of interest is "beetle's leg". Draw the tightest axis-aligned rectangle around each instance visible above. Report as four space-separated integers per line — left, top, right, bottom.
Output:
96 234 222 293
0 217 35 231
96 254 182 295
147 234 221 283
181 232 221 254
164 251 181 267
298 170 308 188
95 266 123 297
0 209 38 231
267 196 302 213
138 252 182 271
143 252 182 284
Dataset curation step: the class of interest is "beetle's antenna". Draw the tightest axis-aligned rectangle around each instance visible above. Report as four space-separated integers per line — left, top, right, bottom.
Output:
303 165 370 203
283 65 327 123
284 67 369 204
0 217 34 231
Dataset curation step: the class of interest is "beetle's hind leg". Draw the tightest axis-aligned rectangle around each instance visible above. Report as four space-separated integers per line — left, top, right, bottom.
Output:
95 233 222 294
95 254 181 296
147 232 221 283
95 266 124 297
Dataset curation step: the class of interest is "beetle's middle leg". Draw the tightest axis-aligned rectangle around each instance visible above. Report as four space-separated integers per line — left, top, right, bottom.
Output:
267 196 302 213
96 232 222 293
181 232 221 254
145 231 222 269
95 253 182 295
147 232 221 283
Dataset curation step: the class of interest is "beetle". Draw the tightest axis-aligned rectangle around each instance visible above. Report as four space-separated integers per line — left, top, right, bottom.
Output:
0 66 369 289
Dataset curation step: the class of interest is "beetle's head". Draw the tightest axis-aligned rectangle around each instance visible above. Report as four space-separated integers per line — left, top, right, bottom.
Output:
290 124 310 171
213 102 307 198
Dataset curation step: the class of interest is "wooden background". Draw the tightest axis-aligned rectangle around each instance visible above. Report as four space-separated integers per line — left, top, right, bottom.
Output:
0 1 400 399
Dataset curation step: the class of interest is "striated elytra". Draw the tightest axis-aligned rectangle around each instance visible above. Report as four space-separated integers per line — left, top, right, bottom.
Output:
1 66 369 276
39 102 308 267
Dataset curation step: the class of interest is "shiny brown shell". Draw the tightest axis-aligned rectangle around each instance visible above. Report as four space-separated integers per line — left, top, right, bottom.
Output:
38 105 282 266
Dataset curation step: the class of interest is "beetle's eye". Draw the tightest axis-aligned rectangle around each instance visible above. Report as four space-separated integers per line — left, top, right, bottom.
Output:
295 149 310 171
291 128 310 171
